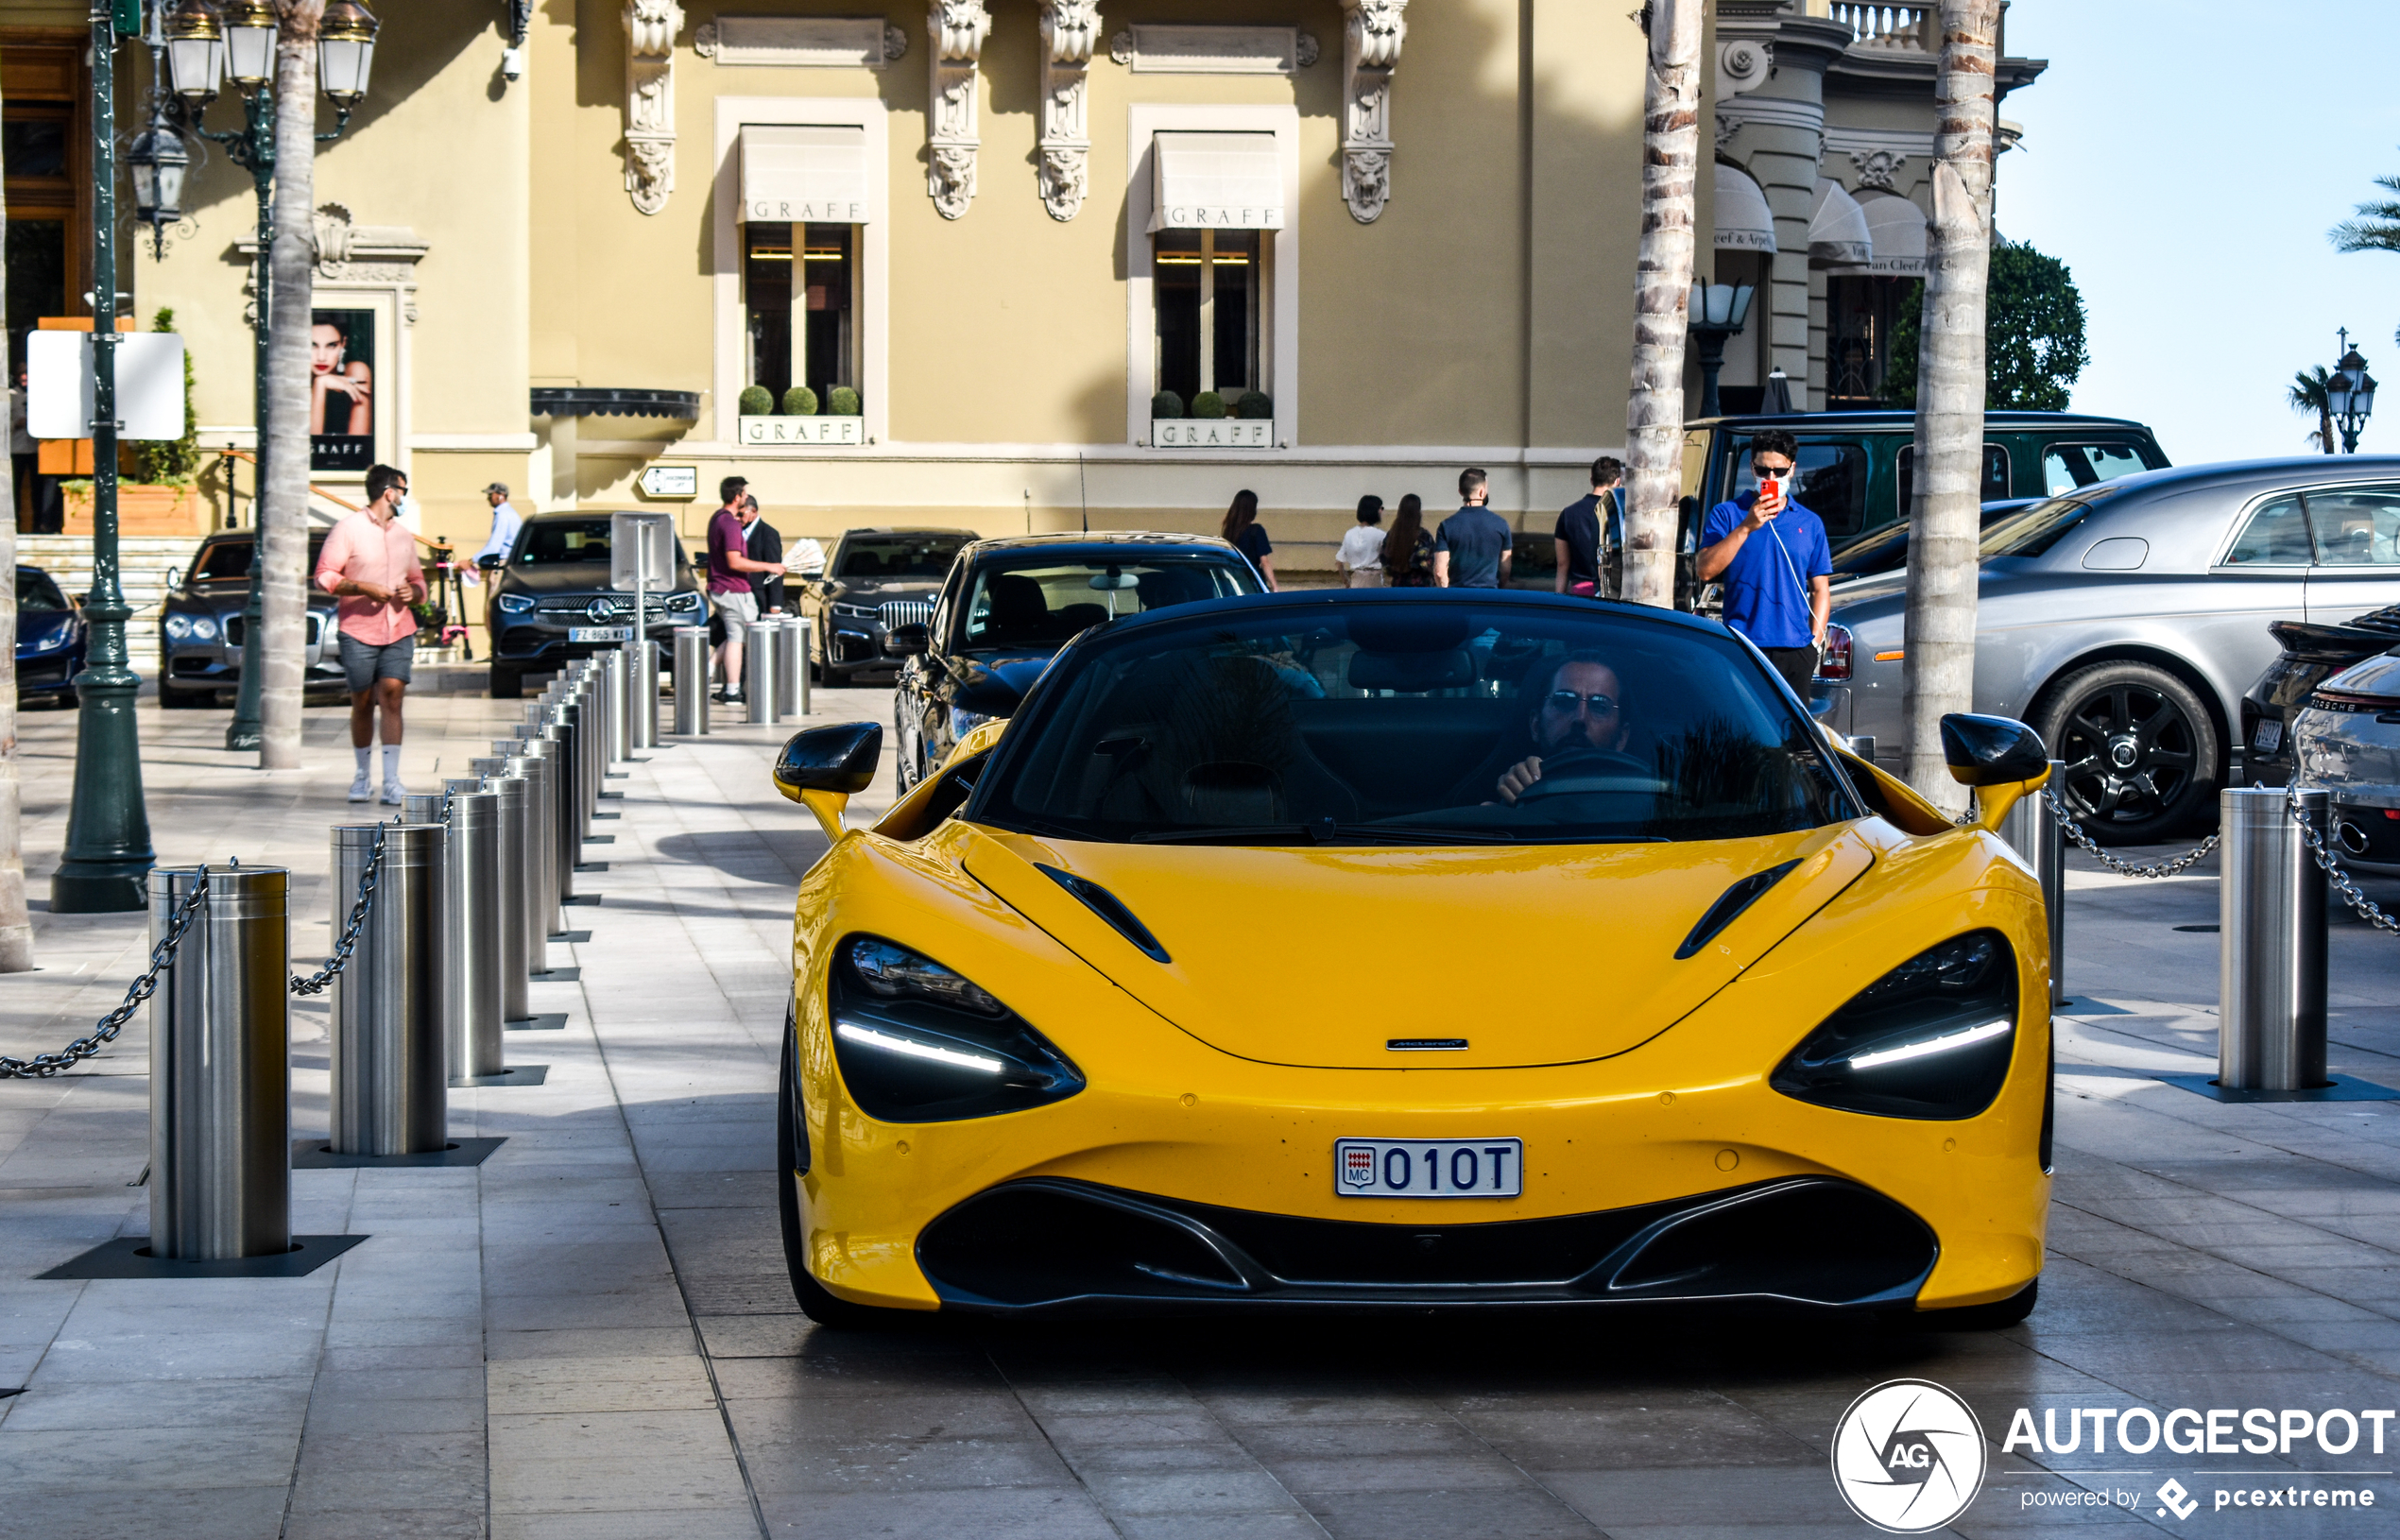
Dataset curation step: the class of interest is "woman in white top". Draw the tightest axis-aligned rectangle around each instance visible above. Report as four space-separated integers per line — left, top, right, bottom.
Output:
1336 496 1387 588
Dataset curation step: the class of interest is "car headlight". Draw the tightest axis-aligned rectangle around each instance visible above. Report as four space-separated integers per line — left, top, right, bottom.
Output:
832 602 879 621
664 590 702 614
949 705 994 741
1769 930 2019 1120
827 934 1084 1122
497 593 535 615
163 613 193 641
191 616 219 642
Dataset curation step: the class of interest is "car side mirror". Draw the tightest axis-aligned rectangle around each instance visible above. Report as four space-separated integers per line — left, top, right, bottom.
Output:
163 565 183 591
882 623 929 658
774 720 882 840
1941 712 2050 830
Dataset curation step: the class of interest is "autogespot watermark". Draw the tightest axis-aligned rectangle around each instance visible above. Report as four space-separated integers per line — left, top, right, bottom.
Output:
1833 1381 2394 1529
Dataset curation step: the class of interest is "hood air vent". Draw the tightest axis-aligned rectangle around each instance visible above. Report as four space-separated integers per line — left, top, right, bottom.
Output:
1037 864 1172 965
1674 860 1802 961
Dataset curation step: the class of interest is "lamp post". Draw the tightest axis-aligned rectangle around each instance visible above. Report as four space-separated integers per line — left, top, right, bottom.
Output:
2329 332 2377 454
53 0 155 913
158 0 376 752
1686 281 1757 420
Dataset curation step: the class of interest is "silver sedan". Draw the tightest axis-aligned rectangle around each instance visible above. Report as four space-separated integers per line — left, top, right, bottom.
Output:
1815 455 2400 843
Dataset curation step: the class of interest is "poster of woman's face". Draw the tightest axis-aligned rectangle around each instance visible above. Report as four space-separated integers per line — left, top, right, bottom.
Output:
309 309 374 472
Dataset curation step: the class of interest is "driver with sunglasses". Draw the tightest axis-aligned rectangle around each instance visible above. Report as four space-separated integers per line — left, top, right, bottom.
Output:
1496 652 1631 804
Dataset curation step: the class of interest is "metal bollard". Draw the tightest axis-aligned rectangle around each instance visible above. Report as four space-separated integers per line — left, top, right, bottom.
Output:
1999 761 2068 1006
746 621 780 725
329 825 449 1155
402 792 445 826
2220 786 2330 1091
148 864 291 1261
672 625 710 735
772 617 803 719
797 617 812 719
505 730 565 940
556 696 590 860
442 779 506 1081
471 755 532 1021
628 640 660 750
601 647 629 766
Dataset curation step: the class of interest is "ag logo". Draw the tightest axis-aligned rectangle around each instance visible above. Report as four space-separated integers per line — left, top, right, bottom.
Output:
1830 1378 1986 1533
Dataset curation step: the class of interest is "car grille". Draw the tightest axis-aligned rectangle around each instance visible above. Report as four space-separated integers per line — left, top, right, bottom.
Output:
879 600 933 630
532 595 682 622
222 614 322 646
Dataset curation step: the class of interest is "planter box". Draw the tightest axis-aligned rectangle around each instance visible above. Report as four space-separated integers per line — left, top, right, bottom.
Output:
63 483 206 536
1152 418 1273 448
738 414 863 446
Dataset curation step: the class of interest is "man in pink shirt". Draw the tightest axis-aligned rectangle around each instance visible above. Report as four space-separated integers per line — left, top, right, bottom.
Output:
315 464 428 803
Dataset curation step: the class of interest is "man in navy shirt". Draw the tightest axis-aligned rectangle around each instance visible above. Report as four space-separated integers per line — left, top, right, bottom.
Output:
1434 467 1514 588
1696 429 1831 699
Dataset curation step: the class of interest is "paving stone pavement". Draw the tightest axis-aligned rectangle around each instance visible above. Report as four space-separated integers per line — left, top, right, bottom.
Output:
4 687 2400 1537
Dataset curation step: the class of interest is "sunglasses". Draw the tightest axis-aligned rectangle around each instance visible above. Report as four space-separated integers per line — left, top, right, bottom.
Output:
1543 690 1620 716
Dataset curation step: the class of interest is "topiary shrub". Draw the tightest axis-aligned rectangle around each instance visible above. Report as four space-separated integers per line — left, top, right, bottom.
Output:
827 385 863 416
1235 389 1272 419
736 384 773 416
1191 391 1226 419
780 385 819 416
1151 389 1185 419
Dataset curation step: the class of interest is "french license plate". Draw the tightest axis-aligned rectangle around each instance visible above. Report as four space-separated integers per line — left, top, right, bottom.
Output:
568 625 633 642
2254 719 2283 754
1334 1138 1522 1198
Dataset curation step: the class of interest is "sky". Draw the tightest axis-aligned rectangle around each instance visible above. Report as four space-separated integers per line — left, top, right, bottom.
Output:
1998 1 2400 463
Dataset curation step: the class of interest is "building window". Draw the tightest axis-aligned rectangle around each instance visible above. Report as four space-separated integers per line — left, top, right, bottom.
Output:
1826 275 1912 408
1154 228 1260 404
746 221 857 402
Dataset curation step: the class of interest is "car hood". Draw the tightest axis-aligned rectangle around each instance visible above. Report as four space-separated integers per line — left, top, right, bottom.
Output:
500 564 694 597
15 611 77 649
181 579 334 609
956 822 1875 1069
827 576 941 601
954 652 1057 712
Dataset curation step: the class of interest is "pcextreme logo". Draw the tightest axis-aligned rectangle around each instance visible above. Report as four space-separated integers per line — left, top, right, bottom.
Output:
1831 1378 1988 1533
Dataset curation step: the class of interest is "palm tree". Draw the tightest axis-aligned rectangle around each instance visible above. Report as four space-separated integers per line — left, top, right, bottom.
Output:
259 0 327 769
2330 171 2400 253
2289 365 2336 453
1898 0 2001 813
1620 0 1703 607
0 74 32 971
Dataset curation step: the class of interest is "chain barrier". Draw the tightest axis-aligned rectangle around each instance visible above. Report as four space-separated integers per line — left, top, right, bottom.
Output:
2285 785 2400 935
290 820 389 996
0 871 211 1079
2043 786 2221 880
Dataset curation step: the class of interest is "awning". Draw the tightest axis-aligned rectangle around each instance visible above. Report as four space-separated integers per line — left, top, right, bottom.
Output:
1809 179 1872 267
1148 132 1284 232
1713 161 1776 253
741 125 871 224
1859 191 1929 276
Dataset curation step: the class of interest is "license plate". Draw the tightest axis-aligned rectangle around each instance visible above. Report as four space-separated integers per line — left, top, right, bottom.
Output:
2254 719 2283 754
568 625 633 642
1334 1138 1522 1198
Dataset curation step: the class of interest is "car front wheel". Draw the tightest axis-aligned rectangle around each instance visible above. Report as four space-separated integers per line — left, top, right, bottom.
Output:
2035 661 2220 845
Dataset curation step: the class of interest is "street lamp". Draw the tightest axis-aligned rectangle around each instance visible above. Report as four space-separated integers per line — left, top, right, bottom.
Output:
1687 280 1757 419
2330 337 2377 454
164 0 378 751
124 125 189 255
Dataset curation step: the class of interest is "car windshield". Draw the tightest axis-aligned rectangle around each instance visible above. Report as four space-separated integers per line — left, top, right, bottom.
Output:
516 521 617 564
1830 524 1911 579
1980 488 2121 558
969 601 1857 847
193 537 328 579
15 569 66 611
837 535 969 579
960 556 1260 651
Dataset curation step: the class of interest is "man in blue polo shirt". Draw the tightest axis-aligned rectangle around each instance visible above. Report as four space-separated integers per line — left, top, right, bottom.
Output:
1433 467 1514 589
1696 429 1830 699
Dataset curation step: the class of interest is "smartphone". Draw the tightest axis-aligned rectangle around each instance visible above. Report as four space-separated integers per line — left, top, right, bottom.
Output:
1757 475 1782 513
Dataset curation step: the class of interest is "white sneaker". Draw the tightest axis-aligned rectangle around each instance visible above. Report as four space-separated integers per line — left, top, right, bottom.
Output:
349 772 372 802
380 780 406 807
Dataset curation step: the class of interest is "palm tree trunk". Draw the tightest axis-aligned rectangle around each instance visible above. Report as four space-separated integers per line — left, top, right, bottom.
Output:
1897 0 2000 812
2320 402 2336 455
0 76 32 972
259 0 326 769
1620 0 1703 608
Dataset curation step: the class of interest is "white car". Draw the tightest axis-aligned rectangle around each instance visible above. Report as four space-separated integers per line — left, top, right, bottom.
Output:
2290 649 2400 875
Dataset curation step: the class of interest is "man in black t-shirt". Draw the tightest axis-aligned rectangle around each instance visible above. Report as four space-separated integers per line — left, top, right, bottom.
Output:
1553 456 1623 598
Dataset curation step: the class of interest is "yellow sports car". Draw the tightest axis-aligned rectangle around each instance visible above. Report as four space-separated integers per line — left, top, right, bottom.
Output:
771 590 2053 1327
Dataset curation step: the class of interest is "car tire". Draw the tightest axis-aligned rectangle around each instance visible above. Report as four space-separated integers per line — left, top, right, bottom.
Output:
56 689 77 710
778 1005 917 1332
489 665 523 700
1894 1277 2038 1332
2034 662 2221 845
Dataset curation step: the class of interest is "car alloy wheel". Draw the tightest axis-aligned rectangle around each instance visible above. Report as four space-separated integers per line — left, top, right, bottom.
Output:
2036 661 2220 845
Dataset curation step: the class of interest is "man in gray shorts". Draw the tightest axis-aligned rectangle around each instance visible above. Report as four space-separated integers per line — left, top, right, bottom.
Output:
315 464 427 803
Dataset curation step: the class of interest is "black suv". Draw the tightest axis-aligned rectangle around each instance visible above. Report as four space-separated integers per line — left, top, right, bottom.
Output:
485 511 709 697
888 531 1265 793
797 526 976 686
159 531 345 708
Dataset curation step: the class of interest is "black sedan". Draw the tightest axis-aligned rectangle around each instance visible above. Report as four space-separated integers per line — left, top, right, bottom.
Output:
159 531 345 708
16 564 85 708
485 512 710 697
888 531 1265 795
798 526 975 686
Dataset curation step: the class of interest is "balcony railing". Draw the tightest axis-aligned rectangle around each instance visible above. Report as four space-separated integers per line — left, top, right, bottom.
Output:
1828 3 1933 52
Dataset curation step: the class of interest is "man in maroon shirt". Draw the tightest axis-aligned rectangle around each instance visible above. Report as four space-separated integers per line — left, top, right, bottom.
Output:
706 475 784 702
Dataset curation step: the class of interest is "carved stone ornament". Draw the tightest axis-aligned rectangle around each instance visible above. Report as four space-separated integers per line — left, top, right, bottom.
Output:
237 203 427 325
624 0 685 215
1038 1 1099 220
1340 0 1405 223
884 22 909 60
1294 31 1319 66
926 0 990 218
1849 146 1906 191
692 20 716 56
1107 28 1131 64
1717 38 1769 95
